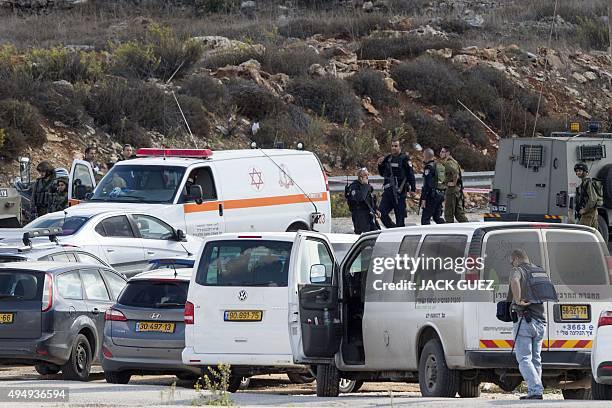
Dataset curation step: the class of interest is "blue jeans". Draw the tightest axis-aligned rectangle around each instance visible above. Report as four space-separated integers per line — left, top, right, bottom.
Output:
513 318 546 396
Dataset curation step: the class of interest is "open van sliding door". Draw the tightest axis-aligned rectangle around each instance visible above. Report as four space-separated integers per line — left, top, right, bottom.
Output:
288 232 341 364
68 160 96 205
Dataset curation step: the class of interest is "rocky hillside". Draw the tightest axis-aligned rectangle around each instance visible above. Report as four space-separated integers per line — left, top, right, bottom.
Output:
0 0 610 184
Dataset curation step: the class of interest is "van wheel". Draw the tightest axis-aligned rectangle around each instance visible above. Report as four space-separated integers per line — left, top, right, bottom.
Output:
592 378 612 400
239 377 251 389
105 371 131 384
226 375 243 393
562 388 592 399
418 339 458 397
458 380 481 398
316 364 340 397
286 222 309 232
62 334 92 381
339 378 363 393
597 215 609 243
287 372 315 384
35 363 60 375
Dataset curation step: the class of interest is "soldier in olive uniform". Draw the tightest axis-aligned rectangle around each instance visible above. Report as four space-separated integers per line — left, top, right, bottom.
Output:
574 162 599 229
48 177 68 213
31 161 56 218
440 146 468 223
420 148 445 225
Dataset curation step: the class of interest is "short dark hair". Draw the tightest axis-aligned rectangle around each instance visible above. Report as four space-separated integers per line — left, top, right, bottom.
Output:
391 138 401 144
441 146 451 152
85 146 95 154
123 144 132 150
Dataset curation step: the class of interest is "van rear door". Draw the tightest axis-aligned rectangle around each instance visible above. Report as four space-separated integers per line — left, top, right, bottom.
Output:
508 140 553 216
543 229 612 352
288 232 341 364
191 238 293 356
69 160 96 204
0 270 44 339
476 229 546 351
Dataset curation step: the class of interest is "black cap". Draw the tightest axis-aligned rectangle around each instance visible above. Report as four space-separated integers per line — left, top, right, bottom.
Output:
574 162 588 172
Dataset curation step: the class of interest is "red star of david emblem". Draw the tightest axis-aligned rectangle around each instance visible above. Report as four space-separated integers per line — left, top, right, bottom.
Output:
249 168 264 190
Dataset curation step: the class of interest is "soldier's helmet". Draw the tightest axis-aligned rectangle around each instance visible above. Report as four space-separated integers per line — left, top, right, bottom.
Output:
36 161 54 174
574 163 589 173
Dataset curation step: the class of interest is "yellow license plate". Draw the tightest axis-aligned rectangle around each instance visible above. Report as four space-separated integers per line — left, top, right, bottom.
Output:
0 313 13 324
561 305 590 321
135 321 175 333
224 310 263 322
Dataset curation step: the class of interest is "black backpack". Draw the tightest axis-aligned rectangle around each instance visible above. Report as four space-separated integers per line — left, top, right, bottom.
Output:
519 264 558 303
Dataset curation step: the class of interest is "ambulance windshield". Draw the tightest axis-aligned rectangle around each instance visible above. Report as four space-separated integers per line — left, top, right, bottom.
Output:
90 165 185 204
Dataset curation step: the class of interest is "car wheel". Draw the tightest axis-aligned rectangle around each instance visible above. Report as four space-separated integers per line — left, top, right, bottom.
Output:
35 363 60 375
62 333 92 381
458 379 480 398
418 339 459 397
562 388 592 399
316 364 340 397
105 371 132 384
339 378 363 393
592 378 612 400
287 372 315 384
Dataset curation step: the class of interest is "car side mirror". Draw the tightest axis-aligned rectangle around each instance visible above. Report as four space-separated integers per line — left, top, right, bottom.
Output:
189 185 204 205
310 264 327 284
176 229 187 242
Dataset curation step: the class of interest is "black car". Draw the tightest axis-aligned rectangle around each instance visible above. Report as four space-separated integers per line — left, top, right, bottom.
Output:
0 262 127 380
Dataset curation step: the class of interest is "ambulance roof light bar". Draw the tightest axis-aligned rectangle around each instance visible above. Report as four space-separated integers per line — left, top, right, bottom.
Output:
136 148 213 159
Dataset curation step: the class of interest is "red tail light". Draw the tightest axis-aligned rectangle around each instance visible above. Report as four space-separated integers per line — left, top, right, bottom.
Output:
184 301 195 325
102 346 113 358
104 308 127 321
41 273 53 312
598 311 612 327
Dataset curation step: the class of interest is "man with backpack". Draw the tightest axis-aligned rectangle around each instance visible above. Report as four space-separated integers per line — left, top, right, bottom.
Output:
420 148 445 225
440 146 468 223
508 249 553 400
574 162 603 229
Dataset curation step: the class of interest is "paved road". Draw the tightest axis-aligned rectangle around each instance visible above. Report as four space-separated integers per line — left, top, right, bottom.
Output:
0 367 607 407
332 213 484 234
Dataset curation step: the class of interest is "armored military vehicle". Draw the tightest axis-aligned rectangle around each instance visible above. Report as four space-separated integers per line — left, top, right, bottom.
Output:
485 123 612 241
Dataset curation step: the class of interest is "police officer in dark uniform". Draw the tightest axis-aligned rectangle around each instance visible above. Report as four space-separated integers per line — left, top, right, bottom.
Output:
377 139 416 228
345 168 380 234
420 148 445 225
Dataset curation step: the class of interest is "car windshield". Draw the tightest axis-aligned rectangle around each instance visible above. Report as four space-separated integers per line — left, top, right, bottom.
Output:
90 165 185 204
196 240 293 287
26 216 90 236
118 280 189 308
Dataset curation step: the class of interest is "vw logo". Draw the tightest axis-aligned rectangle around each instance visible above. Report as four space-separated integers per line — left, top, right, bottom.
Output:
150 313 161 319
238 290 247 301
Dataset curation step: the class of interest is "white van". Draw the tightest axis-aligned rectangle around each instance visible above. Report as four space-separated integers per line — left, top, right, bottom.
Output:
182 232 358 392
287 223 612 398
66 148 331 236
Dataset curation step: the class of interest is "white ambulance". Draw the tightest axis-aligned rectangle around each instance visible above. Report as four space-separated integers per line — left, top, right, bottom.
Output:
66 148 331 236
287 223 612 399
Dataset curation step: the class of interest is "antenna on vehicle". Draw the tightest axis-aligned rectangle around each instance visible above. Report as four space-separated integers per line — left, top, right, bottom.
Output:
166 60 199 149
457 99 500 139
256 148 319 214
180 242 193 257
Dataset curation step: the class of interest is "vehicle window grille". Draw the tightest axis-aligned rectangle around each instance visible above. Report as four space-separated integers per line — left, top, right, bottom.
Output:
520 145 544 168
578 145 606 161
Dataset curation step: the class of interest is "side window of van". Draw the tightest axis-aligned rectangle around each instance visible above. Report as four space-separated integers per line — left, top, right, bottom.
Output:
414 235 467 283
482 230 542 285
393 235 421 283
182 167 217 202
546 230 607 285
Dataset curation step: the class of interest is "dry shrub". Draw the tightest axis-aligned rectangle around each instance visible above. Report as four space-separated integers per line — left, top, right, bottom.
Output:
288 76 361 127
202 47 263 70
350 69 397 108
279 13 390 39
261 46 325 77
450 110 488 147
358 34 461 60
0 99 46 159
179 74 228 113
226 78 284 119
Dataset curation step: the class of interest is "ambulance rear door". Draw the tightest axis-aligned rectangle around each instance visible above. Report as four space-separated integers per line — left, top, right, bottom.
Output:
68 160 96 204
